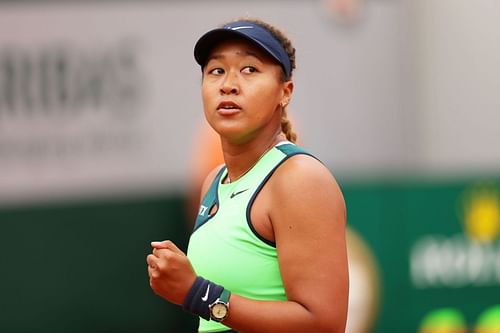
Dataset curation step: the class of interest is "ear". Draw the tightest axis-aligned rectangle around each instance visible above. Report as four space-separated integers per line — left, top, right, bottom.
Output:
281 80 294 107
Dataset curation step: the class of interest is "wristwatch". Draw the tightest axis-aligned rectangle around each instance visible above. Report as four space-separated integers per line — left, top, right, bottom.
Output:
209 289 231 322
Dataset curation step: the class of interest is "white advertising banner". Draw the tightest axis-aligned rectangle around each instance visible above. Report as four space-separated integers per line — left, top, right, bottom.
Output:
0 1 407 204
0 3 206 204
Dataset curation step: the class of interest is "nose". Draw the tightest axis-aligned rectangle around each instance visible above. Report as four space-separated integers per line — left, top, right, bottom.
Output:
220 71 239 95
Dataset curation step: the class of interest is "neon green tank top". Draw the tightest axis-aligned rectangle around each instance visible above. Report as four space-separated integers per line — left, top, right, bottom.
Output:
187 142 313 332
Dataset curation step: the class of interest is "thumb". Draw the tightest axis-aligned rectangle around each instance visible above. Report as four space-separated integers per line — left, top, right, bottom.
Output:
151 240 183 254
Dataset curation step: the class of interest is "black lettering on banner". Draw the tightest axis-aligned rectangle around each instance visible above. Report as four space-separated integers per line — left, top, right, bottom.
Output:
0 40 144 119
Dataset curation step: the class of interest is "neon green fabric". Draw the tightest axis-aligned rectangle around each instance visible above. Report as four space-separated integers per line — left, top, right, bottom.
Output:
187 143 311 333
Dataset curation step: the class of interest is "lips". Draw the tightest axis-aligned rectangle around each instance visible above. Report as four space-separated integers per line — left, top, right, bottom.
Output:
217 101 241 115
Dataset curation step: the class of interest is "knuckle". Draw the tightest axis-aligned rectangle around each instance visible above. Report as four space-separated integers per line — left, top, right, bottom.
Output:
157 249 170 259
146 254 155 264
151 270 160 279
156 261 165 271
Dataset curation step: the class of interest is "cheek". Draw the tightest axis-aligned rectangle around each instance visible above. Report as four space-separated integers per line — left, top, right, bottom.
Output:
201 85 217 125
201 83 209 102
201 84 214 109
250 85 282 109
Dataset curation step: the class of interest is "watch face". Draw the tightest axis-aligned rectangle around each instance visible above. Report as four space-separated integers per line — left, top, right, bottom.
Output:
212 303 228 320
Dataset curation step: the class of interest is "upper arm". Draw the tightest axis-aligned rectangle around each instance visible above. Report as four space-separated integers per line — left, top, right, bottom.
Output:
269 156 349 330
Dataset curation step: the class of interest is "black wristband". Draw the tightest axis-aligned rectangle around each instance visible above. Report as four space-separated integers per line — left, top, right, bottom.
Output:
182 276 224 320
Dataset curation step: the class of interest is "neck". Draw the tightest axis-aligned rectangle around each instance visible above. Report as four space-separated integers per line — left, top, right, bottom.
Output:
221 130 286 183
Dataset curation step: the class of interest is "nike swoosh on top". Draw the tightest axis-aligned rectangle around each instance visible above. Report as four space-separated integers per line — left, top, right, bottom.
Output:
229 26 254 30
201 284 210 302
230 189 249 199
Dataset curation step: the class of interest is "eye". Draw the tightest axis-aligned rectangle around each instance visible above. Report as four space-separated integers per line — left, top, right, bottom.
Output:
241 66 257 74
208 68 224 75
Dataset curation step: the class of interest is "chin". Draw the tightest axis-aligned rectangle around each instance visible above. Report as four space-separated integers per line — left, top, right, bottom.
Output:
219 129 256 145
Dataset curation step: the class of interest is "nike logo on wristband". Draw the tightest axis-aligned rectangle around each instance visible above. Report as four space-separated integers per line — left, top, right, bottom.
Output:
201 285 210 302
230 189 249 199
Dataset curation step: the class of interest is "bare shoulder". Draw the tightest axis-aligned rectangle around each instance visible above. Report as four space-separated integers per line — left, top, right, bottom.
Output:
266 153 346 245
269 154 345 212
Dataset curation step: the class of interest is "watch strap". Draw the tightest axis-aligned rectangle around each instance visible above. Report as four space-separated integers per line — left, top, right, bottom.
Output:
219 289 231 304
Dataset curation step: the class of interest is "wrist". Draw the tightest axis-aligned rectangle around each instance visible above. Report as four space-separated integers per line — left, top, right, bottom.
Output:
182 276 230 321
208 288 231 322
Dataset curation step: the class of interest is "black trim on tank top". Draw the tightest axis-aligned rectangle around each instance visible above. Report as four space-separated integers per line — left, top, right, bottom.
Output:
192 166 226 233
245 151 315 248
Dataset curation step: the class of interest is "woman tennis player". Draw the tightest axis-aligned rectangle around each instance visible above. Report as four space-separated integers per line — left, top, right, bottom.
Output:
147 18 349 333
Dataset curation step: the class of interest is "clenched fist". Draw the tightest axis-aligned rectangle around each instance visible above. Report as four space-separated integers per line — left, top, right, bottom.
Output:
146 240 197 305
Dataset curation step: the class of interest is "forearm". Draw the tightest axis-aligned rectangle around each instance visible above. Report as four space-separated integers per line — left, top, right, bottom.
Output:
222 294 343 333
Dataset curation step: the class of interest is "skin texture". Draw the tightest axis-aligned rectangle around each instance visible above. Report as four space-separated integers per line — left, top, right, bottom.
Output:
147 38 349 333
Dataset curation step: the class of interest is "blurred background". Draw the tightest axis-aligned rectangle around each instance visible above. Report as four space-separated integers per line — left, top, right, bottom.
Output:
1 0 499 332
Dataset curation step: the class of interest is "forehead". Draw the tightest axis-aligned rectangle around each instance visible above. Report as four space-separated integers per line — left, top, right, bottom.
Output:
207 38 275 62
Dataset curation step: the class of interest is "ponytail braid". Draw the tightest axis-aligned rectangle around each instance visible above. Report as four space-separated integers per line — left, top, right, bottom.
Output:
281 107 297 143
